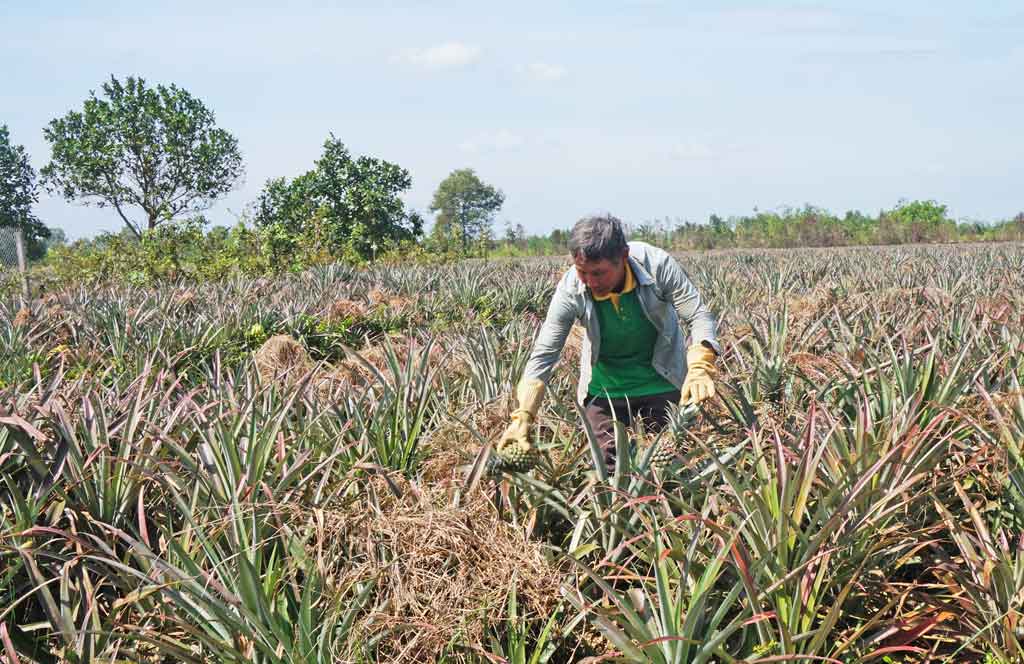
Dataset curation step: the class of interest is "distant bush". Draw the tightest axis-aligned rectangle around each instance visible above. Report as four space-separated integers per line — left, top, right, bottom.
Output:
629 201 1024 251
19 199 1023 295
43 217 280 286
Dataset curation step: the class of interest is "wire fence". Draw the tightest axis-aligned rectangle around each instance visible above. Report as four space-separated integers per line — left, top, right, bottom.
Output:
0 226 20 268
0 226 30 300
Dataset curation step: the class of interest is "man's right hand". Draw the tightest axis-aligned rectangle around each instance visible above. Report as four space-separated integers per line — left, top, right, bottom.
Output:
498 411 532 449
495 411 538 470
494 379 546 471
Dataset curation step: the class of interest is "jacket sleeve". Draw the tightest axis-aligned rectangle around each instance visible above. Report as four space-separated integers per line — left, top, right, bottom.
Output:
655 253 721 355
521 283 580 384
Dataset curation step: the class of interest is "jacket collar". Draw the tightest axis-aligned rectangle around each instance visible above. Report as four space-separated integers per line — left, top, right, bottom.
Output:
628 254 655 286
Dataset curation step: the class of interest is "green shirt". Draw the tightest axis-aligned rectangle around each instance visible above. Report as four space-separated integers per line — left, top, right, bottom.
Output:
587 289 677 398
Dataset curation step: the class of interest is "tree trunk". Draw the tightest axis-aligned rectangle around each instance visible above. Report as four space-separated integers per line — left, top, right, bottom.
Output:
460 205 467 253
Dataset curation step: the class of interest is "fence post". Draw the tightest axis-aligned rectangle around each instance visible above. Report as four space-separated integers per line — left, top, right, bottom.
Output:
13 227 29 303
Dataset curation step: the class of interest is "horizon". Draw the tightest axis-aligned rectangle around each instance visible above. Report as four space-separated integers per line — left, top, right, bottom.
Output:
3 1 1022 241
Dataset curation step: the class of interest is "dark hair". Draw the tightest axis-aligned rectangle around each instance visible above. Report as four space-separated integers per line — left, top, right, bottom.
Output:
569 214 628 261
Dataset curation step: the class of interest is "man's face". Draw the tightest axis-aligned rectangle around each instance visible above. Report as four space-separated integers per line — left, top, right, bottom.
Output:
573 252 628 297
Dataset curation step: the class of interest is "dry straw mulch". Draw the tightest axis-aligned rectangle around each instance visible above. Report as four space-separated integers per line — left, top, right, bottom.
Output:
12 306 32 328
367 287 415 313
326 289 418 324
785 286 837 325
419 396 510 487
329 336 453 387
302 477 565 663
326 297 370 323
254 334 313 384
253 333 461 401
254 333 569 662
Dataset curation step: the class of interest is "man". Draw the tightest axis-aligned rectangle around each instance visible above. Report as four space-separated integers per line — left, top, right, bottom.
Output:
496 214 720 471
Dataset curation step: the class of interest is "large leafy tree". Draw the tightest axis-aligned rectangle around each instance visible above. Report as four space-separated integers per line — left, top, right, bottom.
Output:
879 199 955 244
42 75 243 237
1 124 50 265
429 168 504 253
253 136 423 258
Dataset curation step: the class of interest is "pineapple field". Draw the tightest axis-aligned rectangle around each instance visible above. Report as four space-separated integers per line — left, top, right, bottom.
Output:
2 242 1024 663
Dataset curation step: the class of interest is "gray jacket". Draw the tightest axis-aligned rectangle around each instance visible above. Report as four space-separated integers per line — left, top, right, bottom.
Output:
522 241 720 404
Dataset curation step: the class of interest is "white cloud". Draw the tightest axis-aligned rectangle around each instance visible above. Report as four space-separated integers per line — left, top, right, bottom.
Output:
459 129 525 153
522 62 568 82
393 42 481 70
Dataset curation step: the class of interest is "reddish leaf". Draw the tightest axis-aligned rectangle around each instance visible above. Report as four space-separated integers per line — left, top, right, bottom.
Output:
1 623 22 664
862 645 927 661
137 484 151 549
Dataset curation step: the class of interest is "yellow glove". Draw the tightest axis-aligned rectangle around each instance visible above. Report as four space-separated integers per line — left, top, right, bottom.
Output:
680 343 717 406
496 379 545 471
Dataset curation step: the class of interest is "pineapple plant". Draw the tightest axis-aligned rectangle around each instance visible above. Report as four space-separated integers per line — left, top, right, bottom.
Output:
4 240 1023 662
756 356 791 424
749 307 794 427
644 403 701 472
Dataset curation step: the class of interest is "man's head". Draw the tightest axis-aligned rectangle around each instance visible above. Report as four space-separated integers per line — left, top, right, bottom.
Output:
569 214 630 297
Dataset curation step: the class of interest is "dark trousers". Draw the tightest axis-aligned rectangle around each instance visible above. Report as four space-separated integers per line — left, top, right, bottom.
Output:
582 390 680 468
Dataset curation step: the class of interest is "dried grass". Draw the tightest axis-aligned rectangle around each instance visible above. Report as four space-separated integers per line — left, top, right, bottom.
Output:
326 336 457 389
254 334 463 407
789 351 848 382
958 389 1024 434
172 289 197 310
419 397 511 486
304 478 564 663
330 336 417 385
12 307 31 328
254 334 313 385
368 287 415 313
327 298 369 322
785 287 836 326
326 290 417 325
976 295 1017 324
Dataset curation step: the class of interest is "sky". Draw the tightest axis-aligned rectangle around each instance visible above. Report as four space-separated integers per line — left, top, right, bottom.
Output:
2 1 1023 240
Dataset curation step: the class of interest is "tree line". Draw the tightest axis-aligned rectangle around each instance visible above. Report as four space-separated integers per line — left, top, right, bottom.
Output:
2 74 1022 276
620 203 1024 253
2 75 507 268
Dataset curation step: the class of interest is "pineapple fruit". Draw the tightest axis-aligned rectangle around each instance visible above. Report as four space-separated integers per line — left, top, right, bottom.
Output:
649 437 678 471
494 440 542 473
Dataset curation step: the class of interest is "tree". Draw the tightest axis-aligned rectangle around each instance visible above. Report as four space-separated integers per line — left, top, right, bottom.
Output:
429 169 504 253
42 75 243 237
630 221 658 244
880 199 953 243
1 125 49 241
549 228 570 252
253 136 422 258
1 125 50 272
503 220 526 246
31 226 65 260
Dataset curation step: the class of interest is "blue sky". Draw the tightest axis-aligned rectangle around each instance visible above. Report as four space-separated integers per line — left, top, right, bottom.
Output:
3 1 1023 240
